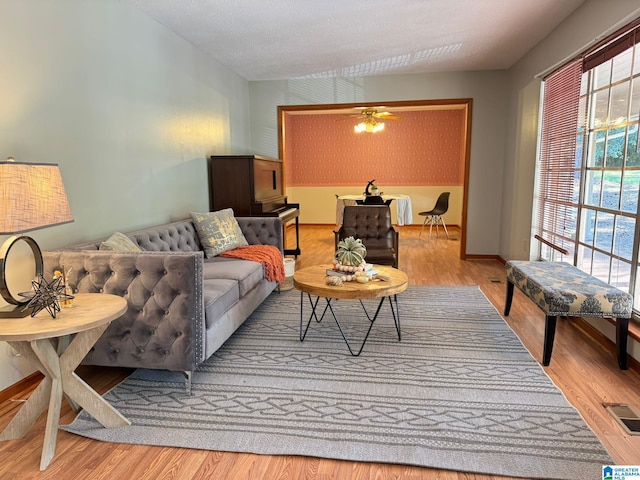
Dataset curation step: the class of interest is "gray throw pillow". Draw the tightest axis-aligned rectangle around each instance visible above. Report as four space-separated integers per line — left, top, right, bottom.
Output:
99 232 142 252
190 209 248 258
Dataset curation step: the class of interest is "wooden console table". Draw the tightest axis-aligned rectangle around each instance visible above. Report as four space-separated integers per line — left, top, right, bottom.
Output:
0 293 130 470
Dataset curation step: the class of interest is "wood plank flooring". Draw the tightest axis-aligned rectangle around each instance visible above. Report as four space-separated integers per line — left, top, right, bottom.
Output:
1 224 639 479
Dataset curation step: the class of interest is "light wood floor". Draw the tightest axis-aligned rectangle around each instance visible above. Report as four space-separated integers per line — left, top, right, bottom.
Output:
1 224 639 479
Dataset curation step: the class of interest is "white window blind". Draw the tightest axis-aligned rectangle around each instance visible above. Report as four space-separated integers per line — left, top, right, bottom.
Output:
536 59 584 258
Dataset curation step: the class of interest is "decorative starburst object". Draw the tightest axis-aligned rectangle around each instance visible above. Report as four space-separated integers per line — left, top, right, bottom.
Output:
25 275 74 318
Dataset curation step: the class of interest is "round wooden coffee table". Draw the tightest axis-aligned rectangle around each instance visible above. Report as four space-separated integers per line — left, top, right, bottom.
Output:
293 265 408 355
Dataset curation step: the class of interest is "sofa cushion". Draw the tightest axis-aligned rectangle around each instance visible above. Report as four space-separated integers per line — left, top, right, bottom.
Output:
191 209 248 258
203 257 264 297
202 279 239 329
99 232 142 252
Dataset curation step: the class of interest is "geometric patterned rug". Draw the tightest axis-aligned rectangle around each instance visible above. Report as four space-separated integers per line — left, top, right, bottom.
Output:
63 286 613 479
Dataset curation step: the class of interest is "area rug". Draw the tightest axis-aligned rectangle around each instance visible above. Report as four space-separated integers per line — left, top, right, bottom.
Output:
63 286 613 479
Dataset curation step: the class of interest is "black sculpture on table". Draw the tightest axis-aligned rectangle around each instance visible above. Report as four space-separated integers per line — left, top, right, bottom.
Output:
364 179 376 196
24 275 74 318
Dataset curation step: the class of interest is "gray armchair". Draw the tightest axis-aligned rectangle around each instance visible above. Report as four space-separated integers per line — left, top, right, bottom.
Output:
334 205 399 268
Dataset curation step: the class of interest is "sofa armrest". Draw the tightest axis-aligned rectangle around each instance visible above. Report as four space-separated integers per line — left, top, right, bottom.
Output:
42 250 205 372
237 217 284 254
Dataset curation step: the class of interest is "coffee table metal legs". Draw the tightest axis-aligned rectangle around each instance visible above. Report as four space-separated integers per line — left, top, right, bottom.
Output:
299 292 401 356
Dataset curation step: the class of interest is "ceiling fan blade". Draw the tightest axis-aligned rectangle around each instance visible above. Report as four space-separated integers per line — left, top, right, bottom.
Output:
375 112 402 120
339 108 402 121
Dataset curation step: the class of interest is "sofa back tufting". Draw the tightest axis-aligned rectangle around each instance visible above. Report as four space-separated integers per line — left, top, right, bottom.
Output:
129 220 202 252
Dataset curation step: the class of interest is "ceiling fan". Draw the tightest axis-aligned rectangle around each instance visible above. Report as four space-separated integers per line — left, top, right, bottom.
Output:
348 107 402 133
349 107 402 121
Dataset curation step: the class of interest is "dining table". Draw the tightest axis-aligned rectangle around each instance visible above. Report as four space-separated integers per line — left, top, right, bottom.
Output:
335 194 413 226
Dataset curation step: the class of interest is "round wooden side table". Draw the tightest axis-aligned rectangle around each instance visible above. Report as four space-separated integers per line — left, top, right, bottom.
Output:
0 293 130 470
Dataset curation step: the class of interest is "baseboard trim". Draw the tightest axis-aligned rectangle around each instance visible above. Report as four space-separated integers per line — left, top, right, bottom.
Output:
0 371 43 404
464 254 500 261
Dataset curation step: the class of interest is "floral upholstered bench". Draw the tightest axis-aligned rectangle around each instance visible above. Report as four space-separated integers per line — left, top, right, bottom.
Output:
504 260 633 369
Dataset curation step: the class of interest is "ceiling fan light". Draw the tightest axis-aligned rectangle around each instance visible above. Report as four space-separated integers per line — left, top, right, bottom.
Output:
354 118 384 133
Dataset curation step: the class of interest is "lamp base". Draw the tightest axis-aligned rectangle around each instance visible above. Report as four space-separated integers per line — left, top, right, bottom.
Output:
0 303 34 318
0 235 44 318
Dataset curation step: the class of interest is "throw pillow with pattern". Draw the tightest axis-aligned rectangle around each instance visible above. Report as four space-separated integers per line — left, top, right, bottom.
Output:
190 209 248 258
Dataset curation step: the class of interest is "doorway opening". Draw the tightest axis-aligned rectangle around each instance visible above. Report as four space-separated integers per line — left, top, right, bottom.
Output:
277 99 472 259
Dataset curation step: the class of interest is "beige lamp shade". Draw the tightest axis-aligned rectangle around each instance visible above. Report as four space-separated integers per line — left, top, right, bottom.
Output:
0 161 73 234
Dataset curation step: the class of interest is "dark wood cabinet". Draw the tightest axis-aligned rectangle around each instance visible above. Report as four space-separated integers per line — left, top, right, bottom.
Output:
207 155 282 215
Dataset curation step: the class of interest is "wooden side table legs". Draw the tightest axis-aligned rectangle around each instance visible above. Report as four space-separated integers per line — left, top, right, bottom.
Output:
0 323 130 470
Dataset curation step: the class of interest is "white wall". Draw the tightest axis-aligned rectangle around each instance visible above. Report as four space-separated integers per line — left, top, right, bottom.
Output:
0 0 252 390
249 72 509 255
501 0 640 362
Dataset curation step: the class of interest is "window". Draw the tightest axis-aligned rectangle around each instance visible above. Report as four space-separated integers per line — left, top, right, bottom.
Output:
535 21 640 310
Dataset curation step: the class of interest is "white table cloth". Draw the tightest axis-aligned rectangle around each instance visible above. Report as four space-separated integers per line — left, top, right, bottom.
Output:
336 194 413 226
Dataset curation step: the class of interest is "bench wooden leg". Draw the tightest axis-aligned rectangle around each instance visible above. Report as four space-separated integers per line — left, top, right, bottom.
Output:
616 317 629 370
542 315 557 366
504 281 514 316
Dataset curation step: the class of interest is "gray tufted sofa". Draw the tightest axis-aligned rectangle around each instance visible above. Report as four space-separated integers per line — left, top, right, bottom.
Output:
42 217 284 393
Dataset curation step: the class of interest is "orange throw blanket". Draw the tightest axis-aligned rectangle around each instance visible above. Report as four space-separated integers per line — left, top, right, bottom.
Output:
219 245 286 283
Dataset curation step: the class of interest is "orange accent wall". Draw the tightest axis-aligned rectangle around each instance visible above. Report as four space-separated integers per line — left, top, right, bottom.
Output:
285 110 465 187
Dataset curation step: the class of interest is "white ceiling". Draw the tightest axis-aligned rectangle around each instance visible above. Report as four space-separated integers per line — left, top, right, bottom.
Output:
123 0 585 81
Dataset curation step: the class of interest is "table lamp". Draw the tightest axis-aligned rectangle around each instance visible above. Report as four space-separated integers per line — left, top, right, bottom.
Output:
0 159 73 317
